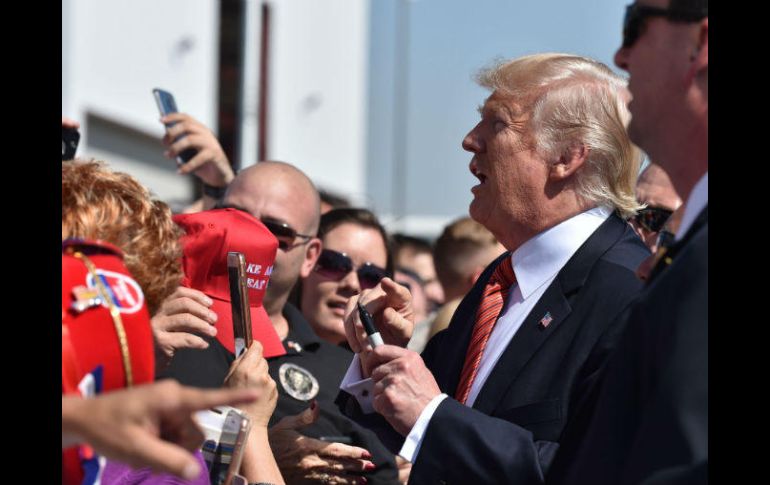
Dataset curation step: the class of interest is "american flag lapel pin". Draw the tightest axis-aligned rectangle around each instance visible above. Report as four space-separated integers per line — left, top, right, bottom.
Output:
539 312 553 329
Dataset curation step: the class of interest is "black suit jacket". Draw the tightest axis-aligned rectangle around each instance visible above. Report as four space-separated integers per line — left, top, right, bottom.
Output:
547 206 708 485
338 213 649 484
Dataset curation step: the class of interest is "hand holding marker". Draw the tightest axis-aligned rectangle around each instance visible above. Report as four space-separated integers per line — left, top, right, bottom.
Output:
357 301 384 348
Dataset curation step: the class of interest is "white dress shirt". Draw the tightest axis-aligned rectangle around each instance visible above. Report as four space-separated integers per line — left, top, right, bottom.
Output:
340 206 613 462
676 171 708 241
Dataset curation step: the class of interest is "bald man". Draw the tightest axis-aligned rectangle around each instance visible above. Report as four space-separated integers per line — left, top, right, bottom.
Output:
223 161 323 339
629 163 682 252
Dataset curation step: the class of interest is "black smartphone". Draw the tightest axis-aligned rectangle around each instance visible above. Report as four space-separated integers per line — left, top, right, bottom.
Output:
62 127 80 161
227 252 253 357
152 88 198 164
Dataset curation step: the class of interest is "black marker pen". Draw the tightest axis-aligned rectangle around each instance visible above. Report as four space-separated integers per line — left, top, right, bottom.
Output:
357 301 384 347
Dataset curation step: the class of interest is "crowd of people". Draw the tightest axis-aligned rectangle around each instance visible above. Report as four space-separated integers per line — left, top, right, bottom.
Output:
61 1 707 484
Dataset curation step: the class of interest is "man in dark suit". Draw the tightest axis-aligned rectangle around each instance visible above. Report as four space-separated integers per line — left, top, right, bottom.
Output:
546 1 708 483
337 53 650 483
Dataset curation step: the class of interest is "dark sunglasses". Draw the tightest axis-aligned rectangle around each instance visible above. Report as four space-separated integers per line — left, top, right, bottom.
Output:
260 218 313 251
314 249 389 290
622 3 708 48
633 206 673 233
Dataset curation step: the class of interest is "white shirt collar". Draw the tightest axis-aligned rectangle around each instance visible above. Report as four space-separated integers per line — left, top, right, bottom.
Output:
511 206 612 299
675 171 708 241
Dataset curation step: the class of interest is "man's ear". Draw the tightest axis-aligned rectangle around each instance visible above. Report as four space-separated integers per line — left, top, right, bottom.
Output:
549 143 589 181
685 18 708 87
300 238 322 278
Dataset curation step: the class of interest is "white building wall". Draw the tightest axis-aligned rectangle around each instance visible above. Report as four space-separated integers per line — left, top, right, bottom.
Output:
62 0 219 207
266 0 370 204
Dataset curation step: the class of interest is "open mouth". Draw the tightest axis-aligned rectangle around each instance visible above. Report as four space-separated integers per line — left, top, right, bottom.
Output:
327 300 348 315
470 164 487 190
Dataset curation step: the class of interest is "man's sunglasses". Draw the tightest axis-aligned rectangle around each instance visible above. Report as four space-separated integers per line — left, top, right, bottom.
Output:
260 218 314 251
314 249 389 290
633 206 673 233
622 3 708 48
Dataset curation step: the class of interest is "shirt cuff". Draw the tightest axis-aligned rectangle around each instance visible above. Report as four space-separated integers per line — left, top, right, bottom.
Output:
398 393 448 462
340 354 376 414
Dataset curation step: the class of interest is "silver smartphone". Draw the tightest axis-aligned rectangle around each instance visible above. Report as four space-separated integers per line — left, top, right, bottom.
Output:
199 406 252 485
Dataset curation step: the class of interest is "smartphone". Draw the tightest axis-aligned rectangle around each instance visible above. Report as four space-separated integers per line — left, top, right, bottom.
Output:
227 252 253 358
152 87 198 164
197 406 251 485
62 127 80 160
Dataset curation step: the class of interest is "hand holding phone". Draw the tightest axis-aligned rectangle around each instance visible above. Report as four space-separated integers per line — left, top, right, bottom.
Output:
227 252 253 358
196 406 251 485
152 88 198 164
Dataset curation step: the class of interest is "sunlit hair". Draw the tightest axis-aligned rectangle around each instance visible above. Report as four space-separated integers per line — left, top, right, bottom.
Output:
61 160 183 314
477 53 643 218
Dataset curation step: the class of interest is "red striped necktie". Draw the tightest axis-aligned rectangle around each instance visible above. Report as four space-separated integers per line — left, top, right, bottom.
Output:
455 256 516 404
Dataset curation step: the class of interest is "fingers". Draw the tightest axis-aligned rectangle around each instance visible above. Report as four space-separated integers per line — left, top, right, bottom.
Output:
272 400 319 431
159 311 217 334
380 277 411 308
316 441 372 461
125 430 204 481
62 117 80 129
161 332 210 352
168 134 204 159
169 286 214 307
182 150 221 174
166 382 261 413
160 113 203 138
344 294 366 353
158 412 207 453
240 340 266 364
160 290 216 321
381 307 412 344
224 340 266 384
161 295 217 323
308 470 369 485
368 345 410 373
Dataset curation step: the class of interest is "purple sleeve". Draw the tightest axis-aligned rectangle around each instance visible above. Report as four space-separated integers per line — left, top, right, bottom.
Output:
99 450 211 485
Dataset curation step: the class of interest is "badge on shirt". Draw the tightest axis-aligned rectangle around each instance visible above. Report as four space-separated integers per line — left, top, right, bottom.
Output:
278 363 319 401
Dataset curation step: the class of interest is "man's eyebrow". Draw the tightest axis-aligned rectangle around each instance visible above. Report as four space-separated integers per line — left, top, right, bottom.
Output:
479 100 512 118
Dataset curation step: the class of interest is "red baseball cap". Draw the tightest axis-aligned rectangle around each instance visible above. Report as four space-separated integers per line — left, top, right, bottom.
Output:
173 209 285 358
62 239 159 485
61 239 156 394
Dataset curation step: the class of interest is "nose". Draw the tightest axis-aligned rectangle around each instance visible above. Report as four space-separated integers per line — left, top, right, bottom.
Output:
338 269 361 295
462 124 484 153
614 46 629 71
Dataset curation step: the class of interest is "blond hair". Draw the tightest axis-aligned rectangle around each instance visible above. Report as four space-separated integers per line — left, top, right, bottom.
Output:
477 53 643 218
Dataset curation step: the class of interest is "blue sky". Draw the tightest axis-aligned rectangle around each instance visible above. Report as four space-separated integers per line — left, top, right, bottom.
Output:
365 0 629 225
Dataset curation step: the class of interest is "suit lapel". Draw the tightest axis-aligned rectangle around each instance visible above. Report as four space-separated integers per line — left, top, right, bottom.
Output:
471 213 630 414
472 281 571 414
